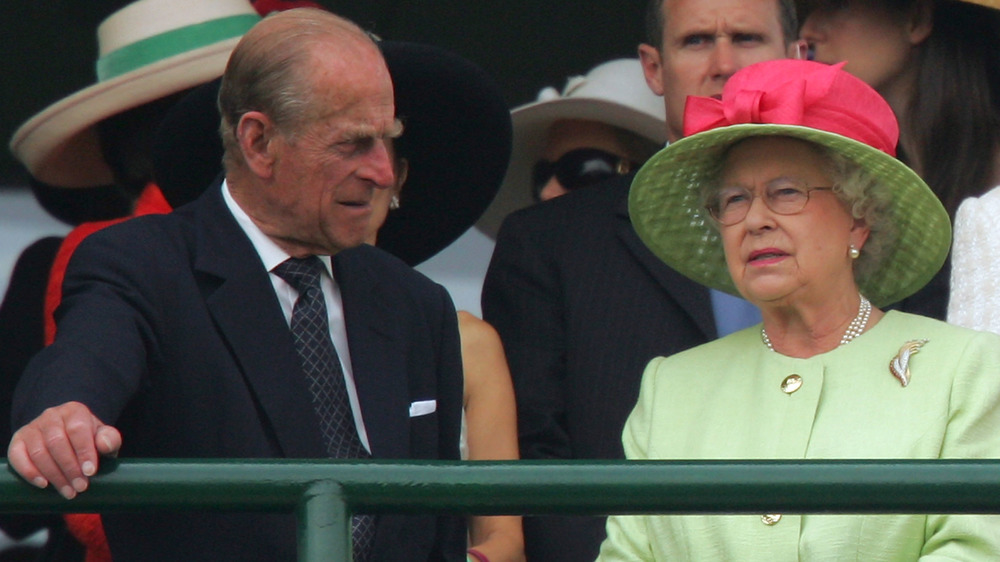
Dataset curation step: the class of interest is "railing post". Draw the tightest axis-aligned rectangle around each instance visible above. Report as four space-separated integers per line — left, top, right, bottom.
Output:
297 479 351 562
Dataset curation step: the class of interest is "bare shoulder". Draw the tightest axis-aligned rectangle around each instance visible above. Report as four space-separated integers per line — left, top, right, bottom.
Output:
458 310 502 348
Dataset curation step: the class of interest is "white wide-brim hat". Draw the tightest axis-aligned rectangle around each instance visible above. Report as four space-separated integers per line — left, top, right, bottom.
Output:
9 0 260 188
474 58 667 238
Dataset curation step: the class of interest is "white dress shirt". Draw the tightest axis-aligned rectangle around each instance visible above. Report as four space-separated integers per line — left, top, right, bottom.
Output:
221 180 371 452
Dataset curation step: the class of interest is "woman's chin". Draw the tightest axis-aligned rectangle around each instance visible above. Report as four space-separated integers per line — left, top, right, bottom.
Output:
738 283 794 307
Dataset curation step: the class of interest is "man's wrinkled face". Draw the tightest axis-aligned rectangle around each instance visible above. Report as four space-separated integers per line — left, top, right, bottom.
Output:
264 41 401 256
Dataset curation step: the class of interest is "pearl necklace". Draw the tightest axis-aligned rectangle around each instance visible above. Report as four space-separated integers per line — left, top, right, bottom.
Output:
761 294 871 352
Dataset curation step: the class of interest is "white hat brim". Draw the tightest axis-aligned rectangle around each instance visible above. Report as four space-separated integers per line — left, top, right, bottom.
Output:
10 39 240 188
476 97 666 237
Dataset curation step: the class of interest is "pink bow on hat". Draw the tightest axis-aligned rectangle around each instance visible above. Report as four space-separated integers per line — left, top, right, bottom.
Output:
682 60 899 156
252 0 323 16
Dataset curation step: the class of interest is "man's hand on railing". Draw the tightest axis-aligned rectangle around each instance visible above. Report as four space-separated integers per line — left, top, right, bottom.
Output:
7 401 121 500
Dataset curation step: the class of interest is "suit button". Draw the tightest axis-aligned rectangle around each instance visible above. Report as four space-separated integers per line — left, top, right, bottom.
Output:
761 513 782 526
781 375 802 394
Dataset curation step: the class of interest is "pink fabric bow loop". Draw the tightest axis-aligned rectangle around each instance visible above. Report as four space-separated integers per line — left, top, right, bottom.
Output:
680 60 899 156
684 79 807 137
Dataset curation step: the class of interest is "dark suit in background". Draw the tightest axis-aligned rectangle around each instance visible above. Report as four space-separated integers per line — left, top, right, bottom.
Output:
482 174 716 561
13 185 465 561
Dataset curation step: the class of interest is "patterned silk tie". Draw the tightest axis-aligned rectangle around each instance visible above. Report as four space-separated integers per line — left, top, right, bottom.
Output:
273 256 374 561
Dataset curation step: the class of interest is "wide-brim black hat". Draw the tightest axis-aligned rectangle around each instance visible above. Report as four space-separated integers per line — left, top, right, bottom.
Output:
377 41 511 265
152 40 511 266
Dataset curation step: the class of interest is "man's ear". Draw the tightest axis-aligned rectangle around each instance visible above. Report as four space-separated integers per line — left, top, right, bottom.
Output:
638 43 666 96
908 0 934 46
237 111 278 178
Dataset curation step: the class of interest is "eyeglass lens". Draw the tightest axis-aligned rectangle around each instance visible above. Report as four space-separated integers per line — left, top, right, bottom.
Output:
707 179 832 225
532 148 629 200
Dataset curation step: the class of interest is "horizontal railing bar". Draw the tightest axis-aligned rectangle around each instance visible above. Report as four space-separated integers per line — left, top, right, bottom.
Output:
4 459 1000 514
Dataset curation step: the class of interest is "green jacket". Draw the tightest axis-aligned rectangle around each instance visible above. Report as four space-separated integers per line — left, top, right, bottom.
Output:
598 311 1000 561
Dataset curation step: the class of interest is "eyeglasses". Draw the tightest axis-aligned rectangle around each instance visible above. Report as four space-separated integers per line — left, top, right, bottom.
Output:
705 179 834 226
532 148 633 201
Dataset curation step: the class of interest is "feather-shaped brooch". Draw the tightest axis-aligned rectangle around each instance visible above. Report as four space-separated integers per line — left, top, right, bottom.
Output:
889 339 928 387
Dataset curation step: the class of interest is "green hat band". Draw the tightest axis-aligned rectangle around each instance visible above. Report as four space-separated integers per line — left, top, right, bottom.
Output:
96 14 261 82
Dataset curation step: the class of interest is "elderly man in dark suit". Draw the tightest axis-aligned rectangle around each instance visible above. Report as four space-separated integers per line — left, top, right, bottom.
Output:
481 0 802 560
8 9 464 561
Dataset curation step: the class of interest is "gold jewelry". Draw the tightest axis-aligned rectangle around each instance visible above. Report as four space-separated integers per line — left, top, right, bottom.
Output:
889 339 928 387
762 293 871 351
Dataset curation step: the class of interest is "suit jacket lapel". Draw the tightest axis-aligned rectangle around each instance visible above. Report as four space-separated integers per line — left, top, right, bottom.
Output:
334 247 409 459
613 179 718 339
190 185 326 458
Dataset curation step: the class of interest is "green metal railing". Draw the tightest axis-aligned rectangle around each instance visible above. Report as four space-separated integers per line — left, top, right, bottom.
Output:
4 459 1000 561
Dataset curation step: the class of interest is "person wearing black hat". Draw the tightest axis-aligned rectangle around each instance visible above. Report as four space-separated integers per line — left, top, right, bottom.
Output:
8 9 471 561
366 80 521 562
365 153 523 562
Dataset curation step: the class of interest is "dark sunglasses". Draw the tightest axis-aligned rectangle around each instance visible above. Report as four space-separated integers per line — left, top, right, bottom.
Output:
532 148 634 201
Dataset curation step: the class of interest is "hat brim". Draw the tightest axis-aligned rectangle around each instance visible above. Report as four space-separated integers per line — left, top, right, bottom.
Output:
954 0 999 8
10 38 240 188
799 0 1000 14
629 124 952 308
475 96 666 239
151 40 511 267
374 41 512 266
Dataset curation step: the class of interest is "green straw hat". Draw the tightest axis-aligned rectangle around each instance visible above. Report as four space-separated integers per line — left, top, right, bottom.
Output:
629 59 951 308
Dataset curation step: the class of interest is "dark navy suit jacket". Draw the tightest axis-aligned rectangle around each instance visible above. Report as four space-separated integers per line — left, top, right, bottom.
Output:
13 183 465 561
482 174 716 561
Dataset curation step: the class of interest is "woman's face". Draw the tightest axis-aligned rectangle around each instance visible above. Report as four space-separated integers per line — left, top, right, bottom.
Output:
717 136 869 307
799 2 927 96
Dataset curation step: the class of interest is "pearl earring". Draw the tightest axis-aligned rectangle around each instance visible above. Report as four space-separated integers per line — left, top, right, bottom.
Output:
389 195 400 210
849 245 860 259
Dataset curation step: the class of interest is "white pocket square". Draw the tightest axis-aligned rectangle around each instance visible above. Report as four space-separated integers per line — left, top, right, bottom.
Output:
409 399 437 417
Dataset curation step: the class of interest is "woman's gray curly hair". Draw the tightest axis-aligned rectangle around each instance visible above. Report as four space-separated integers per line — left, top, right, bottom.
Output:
820 144 895 284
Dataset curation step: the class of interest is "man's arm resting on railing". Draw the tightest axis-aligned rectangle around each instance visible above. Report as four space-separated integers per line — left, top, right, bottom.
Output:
7 401 121 501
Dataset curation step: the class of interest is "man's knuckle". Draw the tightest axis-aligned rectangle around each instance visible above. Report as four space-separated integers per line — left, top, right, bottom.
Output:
64 418 90 434
26 441 50 459
42 430 68 449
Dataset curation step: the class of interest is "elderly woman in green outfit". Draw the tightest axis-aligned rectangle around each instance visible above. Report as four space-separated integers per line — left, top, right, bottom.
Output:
596 59 1000 561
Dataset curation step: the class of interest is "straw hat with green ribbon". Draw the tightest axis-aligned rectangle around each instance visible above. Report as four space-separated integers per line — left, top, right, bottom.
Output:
9 0 261 189
629 59 951 308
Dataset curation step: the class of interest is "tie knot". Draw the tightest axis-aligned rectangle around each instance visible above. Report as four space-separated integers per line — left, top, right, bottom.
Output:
273 256 325 294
